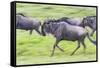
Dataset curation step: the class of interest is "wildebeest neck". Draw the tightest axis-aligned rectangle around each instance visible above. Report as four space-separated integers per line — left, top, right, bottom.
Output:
49 23 60 34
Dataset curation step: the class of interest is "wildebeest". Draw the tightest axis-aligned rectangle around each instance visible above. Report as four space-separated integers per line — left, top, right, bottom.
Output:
16 14 41 35
41 19 95 56
58 16 96 36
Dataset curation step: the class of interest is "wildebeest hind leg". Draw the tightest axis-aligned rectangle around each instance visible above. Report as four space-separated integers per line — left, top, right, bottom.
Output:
56 45 64 52
70 41 80 56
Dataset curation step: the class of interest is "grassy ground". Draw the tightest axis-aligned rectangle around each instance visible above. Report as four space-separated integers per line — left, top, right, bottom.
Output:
16 3 96 65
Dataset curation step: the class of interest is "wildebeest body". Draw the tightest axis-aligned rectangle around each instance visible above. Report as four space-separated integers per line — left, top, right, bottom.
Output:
16 15 41 35
53 22 86 41
41 20 93 56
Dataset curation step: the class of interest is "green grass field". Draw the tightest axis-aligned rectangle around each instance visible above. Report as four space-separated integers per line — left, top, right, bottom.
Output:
16 3 96 65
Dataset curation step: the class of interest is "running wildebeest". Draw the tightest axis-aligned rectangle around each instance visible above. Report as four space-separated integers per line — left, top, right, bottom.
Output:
41 19 95 56
16 14 41 35
59 16 96 36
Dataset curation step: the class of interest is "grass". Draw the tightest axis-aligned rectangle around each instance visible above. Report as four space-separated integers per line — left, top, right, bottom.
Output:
16 3 96 21
16 3 96 65
16 30 96 65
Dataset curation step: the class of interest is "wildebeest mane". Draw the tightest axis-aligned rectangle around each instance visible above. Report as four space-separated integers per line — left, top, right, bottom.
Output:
16 13 26 17
86 16 96 18
44 17 71 24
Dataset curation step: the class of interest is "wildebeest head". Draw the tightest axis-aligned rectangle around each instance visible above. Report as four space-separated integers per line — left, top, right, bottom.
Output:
82 16 96 30
41 19 60 36
87 16 96 30
41 20 51 36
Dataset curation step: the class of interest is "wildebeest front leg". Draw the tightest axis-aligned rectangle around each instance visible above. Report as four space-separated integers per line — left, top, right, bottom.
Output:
71 41 80 56
30 30 33 35
51 40 60 57
81 40 86 54
35 29 41 35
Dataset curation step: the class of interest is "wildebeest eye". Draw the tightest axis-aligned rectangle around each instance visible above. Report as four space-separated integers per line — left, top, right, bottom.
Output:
46 21 51 24
47 22 49 24
89 20 93 24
